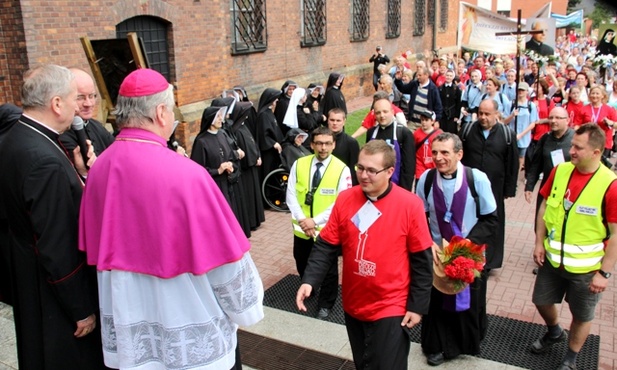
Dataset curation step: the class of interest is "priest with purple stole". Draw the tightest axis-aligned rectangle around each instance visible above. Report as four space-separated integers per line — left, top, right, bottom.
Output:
416 132 498 366
78 68 264 370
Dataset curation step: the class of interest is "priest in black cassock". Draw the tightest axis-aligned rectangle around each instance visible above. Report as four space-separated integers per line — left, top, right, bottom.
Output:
59 68 115 156
0 65 106 369
230 100 266 231
460 99 518 271
321 72 347 117
438 69 462 134
256 88 284 184
0 103 24 306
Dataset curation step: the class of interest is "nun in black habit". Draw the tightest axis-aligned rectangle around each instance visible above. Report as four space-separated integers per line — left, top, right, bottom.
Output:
321 72 348 117
597 29 617 56
230 100 266 230
256 88 284 185
191 106 251 237
274 80 298 136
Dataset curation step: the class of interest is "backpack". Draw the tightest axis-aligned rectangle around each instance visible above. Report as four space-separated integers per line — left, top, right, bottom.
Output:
423 166 481 218
460 120 512 146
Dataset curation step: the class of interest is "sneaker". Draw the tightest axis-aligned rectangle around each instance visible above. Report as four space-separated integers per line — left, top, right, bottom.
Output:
530 330 567 354
556 359 577 370
317 308 330 320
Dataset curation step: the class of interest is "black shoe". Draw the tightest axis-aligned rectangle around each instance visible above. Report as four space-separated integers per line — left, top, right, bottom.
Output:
426 352 444 366
533 267 539 275
530 330 567 354
317 308 330 320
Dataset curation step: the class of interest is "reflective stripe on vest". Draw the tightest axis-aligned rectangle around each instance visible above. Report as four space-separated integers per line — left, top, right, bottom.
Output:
543 162 616 273
292 155 347 240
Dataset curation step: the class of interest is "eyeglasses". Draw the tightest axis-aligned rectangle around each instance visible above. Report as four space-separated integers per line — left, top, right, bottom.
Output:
548 116 568 119
77 93 98 102
312 141 334 147
355 164 390 177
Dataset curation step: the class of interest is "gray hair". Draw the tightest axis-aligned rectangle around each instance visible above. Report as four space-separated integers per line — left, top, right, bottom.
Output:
114 85 175 129
433 132 463 152
21 65 75 110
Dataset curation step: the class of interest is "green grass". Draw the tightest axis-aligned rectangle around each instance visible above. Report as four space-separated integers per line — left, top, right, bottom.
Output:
345 107 370 146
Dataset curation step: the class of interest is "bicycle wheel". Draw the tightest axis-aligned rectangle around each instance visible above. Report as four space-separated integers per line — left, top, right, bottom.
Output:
262 168 290 212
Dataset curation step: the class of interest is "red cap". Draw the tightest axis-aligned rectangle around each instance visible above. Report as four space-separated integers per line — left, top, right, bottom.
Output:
119 68 168 97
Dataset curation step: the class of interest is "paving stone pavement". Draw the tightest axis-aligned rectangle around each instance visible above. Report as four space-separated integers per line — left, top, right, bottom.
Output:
1 96 615 369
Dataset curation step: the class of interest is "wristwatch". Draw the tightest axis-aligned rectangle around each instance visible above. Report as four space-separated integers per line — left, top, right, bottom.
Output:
599 269 612 279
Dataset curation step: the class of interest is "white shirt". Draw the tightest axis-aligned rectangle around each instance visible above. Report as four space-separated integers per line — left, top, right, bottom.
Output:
286 154 352 226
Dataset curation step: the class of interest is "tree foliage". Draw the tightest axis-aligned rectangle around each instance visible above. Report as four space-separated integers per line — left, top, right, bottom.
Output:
588 1 616 29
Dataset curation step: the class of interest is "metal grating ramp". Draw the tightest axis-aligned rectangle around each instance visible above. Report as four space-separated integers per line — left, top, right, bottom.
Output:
260 274 600 370
239 330 356 370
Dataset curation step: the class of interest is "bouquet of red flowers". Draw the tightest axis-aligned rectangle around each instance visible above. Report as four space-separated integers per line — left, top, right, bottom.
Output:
433 236 486 294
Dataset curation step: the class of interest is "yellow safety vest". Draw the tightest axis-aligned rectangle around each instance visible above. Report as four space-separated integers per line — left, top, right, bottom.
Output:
292 155 347 240
543 162 616 273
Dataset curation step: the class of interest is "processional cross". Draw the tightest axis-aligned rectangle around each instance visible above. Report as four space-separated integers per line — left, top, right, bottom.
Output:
495 10 543 130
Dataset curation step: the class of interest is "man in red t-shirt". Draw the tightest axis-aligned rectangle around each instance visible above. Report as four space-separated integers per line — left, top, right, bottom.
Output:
297 140 434 370
531 124 617 370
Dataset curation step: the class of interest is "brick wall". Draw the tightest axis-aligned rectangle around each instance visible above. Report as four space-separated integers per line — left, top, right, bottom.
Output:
7 0 458 150
0 0 28 104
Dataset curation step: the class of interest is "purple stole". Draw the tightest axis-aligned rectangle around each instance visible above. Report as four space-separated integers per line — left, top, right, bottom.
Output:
432 169 471 312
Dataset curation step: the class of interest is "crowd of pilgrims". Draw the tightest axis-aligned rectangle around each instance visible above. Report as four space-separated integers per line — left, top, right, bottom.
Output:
189 73 349 237
194 29 617 236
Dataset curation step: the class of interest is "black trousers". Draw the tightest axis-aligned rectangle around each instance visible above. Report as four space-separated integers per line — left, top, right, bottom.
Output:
345 313 410 370
293 235 338 308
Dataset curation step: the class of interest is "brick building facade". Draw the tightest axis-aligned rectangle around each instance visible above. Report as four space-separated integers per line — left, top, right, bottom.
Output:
0 0 461 149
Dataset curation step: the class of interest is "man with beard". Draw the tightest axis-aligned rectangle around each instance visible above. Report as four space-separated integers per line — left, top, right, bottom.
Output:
328 108 360 185
59 68 115 155
286 127 352 319
366 96 415 191
460 99 518 272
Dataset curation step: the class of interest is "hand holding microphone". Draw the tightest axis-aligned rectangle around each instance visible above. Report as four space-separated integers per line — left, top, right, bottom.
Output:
72 116 90 167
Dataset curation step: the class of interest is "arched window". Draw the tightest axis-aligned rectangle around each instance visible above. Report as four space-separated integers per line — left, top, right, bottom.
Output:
413 0 426 36
116 16 171 81
301 0 327 47
351 0 369 41
386 0 401 39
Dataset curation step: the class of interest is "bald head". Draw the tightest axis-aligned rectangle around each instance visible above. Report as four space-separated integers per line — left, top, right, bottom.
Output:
70 68 97 120
548 107 569 136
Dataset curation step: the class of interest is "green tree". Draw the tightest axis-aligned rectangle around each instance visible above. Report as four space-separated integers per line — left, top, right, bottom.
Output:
588 1 616 29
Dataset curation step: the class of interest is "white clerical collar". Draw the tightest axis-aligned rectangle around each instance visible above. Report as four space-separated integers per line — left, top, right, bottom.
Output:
21 113 60 134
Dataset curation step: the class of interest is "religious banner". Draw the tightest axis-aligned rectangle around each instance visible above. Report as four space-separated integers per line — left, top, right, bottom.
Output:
524 18 557 57
458 2 519 54
551 9 584 29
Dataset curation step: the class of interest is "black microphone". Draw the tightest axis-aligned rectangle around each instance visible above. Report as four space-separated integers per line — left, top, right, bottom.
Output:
71 116 89 167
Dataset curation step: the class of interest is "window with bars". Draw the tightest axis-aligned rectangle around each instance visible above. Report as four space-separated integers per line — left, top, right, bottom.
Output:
301 0 326 47
439 0 448 32
351 0 369 41
116 16 171 81
386 0 401 39
231 0 267 54
413 0 425 36
427 0 434 26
